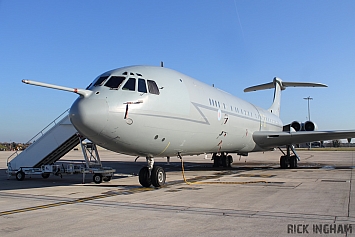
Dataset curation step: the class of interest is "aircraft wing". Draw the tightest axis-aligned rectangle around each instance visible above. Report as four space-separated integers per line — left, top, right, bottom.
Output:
253 130 355 148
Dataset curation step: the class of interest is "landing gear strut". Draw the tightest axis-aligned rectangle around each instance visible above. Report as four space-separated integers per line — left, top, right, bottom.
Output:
138 157 166 188
279 145 300 169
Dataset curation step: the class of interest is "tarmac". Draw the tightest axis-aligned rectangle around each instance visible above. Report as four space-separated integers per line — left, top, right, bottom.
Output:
0 150 354 237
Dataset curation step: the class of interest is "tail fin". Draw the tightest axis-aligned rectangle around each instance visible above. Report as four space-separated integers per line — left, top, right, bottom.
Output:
244 77 327 117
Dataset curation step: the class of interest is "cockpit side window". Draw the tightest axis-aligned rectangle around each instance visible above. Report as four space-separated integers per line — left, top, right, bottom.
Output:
104 76 125 89
122 78 136 91
138 79 147 93
147 80 160 95
94 76 109 86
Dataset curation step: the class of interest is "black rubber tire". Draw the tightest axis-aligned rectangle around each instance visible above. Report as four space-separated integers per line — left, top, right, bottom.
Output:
280 156 287 169
213 154 220 167
289 156 297 168
151 166 166 188
139 167 152 187
41 173 50 179
227 155 233 167
294 156 298 168
221 154 228 167
93 173 103 184
103 176 112 182
16 171 25 181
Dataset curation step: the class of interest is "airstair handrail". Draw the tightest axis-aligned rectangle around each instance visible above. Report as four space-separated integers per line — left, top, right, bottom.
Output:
7 109 70 167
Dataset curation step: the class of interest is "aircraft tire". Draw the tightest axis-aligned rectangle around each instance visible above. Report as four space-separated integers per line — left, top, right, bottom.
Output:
41 173 50 179
151 166 166 188
93 173 103 184
139 167 152 188
16 171 25 181
213 154 220 167
289 156 297 168
227 155 233 167
294 156 298 168
221 154 228 167
280 156 287 169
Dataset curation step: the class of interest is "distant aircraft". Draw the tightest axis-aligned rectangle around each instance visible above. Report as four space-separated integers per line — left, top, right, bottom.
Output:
22 65 355 187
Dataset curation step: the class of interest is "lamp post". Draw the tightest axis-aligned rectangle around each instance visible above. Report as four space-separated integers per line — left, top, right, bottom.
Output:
303 96 313 149
303 96 313 121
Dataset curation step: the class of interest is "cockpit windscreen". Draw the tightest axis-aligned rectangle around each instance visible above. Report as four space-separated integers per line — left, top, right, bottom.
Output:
104 76 125 89
94 76 109 86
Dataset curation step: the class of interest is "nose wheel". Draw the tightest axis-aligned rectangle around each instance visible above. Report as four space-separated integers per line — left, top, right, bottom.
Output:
139 167 152 187
151 166 166 187
138 157 166 188
139 166 166 188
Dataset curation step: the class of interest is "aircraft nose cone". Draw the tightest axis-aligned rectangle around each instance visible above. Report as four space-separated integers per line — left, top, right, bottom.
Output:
69 98 108 138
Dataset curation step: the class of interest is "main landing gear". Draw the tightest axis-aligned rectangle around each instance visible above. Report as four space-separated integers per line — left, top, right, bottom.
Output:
138 157 166 188
279 145 300 169
212 152 233 168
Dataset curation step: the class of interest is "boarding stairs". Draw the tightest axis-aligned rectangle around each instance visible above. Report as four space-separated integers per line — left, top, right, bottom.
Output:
7 110 115 183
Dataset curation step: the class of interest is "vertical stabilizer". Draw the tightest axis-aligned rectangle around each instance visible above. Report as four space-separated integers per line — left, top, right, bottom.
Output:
244 78 327 118
269 77 283 117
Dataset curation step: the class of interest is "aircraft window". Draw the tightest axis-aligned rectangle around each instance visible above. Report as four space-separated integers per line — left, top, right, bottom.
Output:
147 80 160 95
94 76 109 86
122 78 136 91
137 73 142 76
130 72 134 75
138 79 147 93
122 72 128 75
104 76 126 89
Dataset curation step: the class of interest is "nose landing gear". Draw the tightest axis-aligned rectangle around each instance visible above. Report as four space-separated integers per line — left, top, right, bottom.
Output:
138 157 166 188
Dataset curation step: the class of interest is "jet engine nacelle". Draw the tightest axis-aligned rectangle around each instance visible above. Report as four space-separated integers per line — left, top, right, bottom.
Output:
290 121 302 131
303 121 318 131
290 121 318 131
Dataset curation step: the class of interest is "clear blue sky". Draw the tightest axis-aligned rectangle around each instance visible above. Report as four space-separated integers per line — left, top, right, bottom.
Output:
1 0 354 142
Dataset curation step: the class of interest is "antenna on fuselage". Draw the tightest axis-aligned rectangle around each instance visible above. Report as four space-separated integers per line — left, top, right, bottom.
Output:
160 61 164 67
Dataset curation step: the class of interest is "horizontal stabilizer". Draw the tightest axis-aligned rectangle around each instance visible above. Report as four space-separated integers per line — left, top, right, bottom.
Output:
244 78 327 92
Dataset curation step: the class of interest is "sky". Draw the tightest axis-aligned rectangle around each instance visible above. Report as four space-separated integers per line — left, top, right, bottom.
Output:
0 0 354 142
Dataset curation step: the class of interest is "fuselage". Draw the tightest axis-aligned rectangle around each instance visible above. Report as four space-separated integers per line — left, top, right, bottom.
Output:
69 65 283 157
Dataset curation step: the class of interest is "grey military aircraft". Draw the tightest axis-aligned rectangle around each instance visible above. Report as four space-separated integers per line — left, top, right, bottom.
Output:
23 65 355 187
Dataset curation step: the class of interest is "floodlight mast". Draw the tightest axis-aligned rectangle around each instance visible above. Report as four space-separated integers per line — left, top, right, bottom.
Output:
303 96 313 120
303 96 313 149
